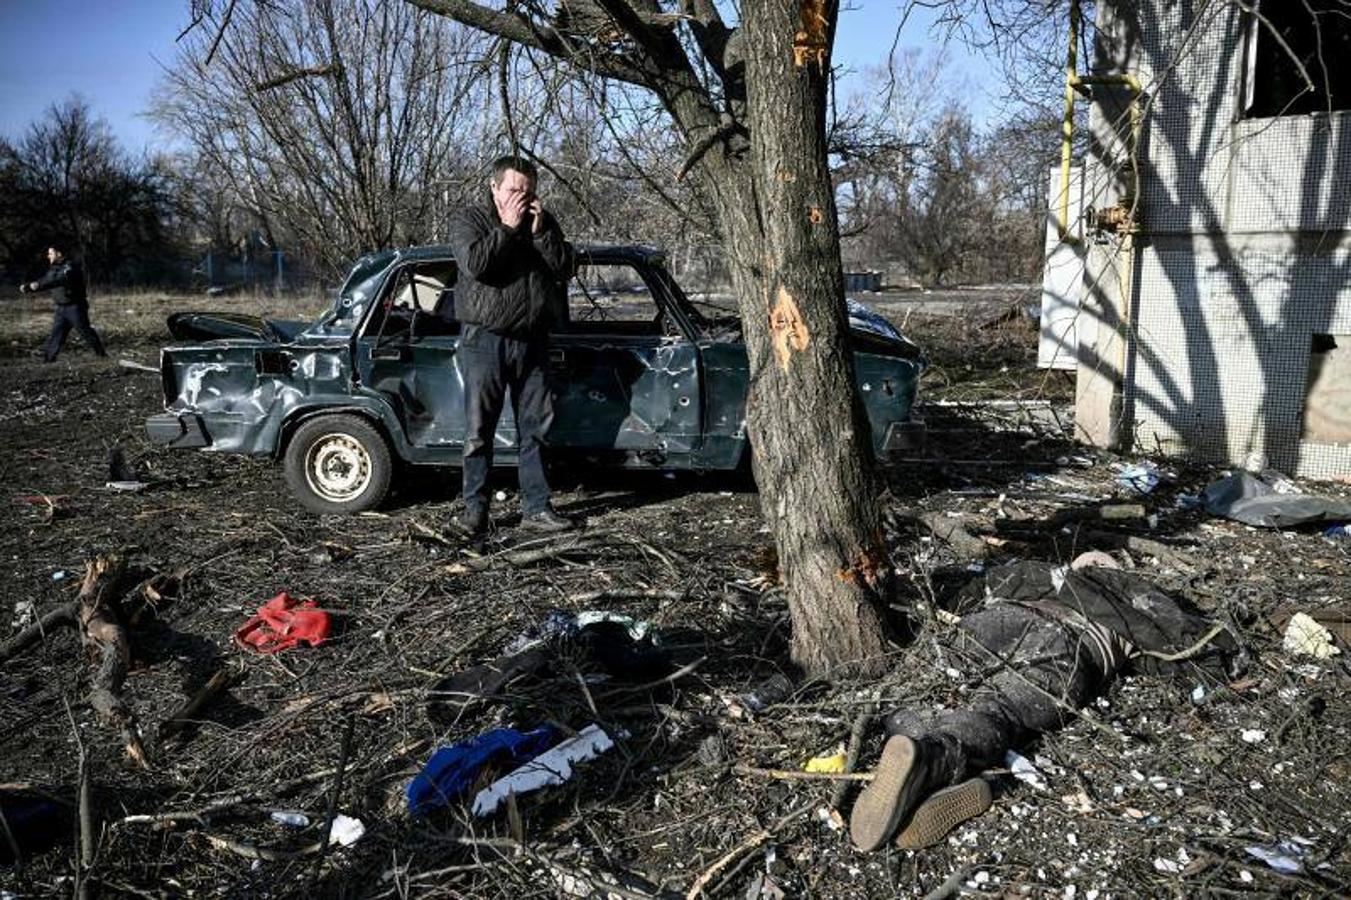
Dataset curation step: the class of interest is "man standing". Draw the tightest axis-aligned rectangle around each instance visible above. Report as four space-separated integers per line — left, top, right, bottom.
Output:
448 156 576 537
19 244 107 363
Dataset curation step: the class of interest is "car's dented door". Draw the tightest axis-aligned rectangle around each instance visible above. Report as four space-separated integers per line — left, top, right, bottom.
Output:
355 336 467 449
546 333 702 458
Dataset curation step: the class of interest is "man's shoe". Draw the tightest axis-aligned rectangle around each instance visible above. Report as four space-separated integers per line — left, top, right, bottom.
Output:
894 777 992 850
849 735 932 852
520 508 578 534
448 508 488 538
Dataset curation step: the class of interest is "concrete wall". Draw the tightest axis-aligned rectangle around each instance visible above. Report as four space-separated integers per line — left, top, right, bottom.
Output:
1082 0 1351 477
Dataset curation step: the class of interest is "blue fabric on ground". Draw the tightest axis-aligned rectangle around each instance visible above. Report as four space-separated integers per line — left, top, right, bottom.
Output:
407 725 559 815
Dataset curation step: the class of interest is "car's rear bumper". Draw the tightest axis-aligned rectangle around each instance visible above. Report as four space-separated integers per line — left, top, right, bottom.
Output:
146 412 211 449
881 417 926 459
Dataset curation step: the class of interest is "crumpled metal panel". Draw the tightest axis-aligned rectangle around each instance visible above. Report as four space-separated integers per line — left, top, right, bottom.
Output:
163 341 356 455
549 336 701 457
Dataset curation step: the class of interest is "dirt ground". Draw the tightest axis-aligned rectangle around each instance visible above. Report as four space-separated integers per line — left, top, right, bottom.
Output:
1 289 1348 898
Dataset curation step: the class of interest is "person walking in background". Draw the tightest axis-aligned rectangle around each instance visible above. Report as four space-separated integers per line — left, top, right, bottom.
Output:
447 155 576 537
19 243 108 363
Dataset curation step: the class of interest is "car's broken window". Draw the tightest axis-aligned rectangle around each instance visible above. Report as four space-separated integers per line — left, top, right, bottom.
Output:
362 261 458 341
566 262 667 334
1244 0 1351 117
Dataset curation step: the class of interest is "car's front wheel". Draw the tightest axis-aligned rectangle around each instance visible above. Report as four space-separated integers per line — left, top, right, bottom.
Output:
284 414 392 514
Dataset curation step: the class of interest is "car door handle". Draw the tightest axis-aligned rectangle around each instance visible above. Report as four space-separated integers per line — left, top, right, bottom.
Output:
372 344 410 362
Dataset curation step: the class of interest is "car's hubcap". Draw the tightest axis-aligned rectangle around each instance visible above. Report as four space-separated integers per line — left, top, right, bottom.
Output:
305 433 371 502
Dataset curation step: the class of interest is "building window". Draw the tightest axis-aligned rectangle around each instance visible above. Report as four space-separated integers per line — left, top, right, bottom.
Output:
1244 1 1351 117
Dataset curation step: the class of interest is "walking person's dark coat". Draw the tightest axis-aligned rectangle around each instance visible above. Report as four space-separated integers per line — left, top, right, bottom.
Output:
20 249 107 362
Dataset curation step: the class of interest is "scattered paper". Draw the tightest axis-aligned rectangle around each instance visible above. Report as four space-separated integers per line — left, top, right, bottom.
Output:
1283 613 1341 659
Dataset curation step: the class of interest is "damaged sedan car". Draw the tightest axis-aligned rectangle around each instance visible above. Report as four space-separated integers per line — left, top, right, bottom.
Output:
147 246 925 513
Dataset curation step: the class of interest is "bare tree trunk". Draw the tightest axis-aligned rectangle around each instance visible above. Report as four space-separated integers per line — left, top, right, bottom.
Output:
714 0 894 677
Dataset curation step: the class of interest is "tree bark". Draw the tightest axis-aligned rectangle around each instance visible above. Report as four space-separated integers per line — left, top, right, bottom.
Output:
723 0 894 677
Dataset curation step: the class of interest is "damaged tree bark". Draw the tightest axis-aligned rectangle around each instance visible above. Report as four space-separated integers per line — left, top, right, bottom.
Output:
77 554 150 768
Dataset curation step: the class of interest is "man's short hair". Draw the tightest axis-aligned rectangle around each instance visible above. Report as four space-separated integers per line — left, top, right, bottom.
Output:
47 240 68 256
490 155 538 184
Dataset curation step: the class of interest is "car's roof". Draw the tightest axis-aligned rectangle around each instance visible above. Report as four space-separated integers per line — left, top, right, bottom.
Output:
388 243 666 264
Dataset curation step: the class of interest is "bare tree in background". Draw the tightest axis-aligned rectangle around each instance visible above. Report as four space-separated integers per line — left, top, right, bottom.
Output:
0 98 179 282
154 0 496 279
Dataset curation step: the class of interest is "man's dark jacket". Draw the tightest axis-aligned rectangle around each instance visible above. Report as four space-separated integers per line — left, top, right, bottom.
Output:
449 202 570 337
32 261 88 306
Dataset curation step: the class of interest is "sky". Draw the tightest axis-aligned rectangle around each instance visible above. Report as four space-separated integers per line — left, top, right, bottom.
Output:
0 0 998 154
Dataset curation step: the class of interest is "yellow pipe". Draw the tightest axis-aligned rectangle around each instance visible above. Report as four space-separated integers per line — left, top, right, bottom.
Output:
1057 0 1080 242
1058 1 1143 239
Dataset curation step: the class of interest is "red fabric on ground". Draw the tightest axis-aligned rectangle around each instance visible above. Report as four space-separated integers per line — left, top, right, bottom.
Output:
234 592 331 653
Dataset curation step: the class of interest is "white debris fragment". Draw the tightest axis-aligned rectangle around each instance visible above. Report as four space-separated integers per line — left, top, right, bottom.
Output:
1005 750 1047 790
269 811 310 828
973 871 990 885
330 813 365 846
1239 870 1253 883
1191 684 1206 703
1282 613 1340 659
472 724 614 816
1153 858 1181 874
1241 729 1267 744
1245 841 1308 874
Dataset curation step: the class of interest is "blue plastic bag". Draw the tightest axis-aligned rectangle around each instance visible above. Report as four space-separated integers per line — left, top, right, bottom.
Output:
407 725 559 815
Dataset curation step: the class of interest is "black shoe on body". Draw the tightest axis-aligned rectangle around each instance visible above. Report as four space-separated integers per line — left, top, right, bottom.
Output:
520 508 579 534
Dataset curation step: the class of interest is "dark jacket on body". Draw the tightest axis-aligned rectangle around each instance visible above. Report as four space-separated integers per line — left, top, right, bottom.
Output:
449 202 570 337
32 261 88 306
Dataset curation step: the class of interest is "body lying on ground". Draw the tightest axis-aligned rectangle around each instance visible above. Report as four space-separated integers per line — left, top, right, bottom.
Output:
850 559 1241 852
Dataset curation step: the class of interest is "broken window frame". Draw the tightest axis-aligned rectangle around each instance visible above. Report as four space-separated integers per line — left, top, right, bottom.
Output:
1240 0 1351 119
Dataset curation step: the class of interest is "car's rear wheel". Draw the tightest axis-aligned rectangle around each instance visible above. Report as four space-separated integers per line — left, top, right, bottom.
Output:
284 414 392 514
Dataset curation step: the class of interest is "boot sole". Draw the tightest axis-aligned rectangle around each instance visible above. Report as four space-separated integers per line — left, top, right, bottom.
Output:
895 778 992 850
849 735 922 851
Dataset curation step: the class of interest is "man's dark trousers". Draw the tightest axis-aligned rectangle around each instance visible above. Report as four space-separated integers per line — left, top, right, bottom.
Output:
44 302 106 362
458 324 553 517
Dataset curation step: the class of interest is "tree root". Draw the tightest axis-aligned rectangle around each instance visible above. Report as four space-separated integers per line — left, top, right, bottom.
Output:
76 554 150 769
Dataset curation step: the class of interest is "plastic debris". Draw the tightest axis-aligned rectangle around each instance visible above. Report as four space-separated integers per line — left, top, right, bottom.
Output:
270 811 310 828
1005 750 1047 790
105 480 149 492
1245 839 1311 874
407 725 559 815
1240 729 1266 744
743 673 794 714
803 747 847 774
1116 462 1160 495
1323 524 1351 539
329 813 365 846
1202 471 1351 528
472 724 614 817
233 592 332 654
51 570 68 582
1282 612 1341 659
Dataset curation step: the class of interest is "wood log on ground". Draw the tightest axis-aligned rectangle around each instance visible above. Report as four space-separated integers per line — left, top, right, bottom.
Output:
76 554 149 768
0 601 77 663
158 667 236 742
